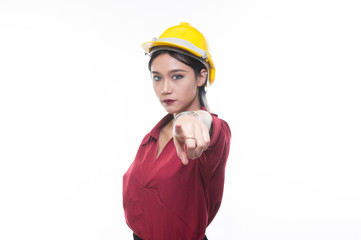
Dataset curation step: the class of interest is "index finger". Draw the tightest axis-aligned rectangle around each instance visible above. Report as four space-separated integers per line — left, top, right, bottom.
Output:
173 125 189 165
174 124 185 140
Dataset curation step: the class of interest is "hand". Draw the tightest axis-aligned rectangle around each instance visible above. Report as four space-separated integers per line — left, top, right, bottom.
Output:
173 115 210 165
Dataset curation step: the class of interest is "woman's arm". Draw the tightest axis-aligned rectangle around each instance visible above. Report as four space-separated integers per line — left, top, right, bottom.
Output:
172 110 213 165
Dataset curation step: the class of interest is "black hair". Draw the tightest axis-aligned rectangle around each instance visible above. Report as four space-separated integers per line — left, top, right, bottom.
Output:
148 49 208 109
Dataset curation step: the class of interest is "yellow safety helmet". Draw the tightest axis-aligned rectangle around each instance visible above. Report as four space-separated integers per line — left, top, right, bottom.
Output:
142 22 216 86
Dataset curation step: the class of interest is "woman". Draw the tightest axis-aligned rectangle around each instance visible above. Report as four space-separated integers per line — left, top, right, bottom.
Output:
123 22 231 240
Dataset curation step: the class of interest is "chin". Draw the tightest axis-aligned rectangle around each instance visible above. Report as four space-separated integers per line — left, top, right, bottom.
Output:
163 108 177 115
162 105 179 115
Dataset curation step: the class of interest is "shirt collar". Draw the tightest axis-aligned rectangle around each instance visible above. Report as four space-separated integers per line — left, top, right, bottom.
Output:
141 113 174 145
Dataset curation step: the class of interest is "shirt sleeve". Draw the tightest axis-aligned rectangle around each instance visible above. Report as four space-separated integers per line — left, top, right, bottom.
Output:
209 113 231 149
200 113 231 225
200 113 231 176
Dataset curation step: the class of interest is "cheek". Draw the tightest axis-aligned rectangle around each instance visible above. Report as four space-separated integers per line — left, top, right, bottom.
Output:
186 79 198 94
177 80 198 98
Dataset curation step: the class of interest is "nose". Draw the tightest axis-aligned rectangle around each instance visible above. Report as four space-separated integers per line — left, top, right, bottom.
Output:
161 78 172 95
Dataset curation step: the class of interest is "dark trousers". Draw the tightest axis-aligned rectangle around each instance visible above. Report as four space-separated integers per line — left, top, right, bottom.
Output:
133 233 208 240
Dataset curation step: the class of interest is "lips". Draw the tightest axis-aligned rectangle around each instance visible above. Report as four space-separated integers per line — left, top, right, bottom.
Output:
162 99 175 105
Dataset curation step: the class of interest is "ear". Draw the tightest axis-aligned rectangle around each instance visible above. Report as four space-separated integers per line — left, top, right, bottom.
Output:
197 69 207 87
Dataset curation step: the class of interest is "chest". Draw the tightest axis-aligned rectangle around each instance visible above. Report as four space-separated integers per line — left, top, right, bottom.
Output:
156 126 173 159
126 121 204 188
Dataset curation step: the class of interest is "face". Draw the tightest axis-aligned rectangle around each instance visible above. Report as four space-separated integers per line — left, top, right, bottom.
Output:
150 53 207 116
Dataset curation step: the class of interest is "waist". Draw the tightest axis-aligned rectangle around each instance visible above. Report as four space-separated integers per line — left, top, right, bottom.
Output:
133 233 208 240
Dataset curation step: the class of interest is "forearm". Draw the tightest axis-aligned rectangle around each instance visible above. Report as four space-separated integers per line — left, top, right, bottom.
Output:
173 110 213 133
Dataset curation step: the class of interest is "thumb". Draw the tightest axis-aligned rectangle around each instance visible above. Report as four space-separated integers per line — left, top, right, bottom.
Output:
179 149 189 165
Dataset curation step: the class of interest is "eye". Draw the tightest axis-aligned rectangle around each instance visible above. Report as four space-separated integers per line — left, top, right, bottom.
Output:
153 75 161 81
173 74 183 80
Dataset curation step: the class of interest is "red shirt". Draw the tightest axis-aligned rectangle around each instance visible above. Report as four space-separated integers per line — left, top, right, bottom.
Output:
123 112 231 240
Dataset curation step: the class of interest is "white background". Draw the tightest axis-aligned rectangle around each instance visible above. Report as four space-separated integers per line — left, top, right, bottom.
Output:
1 0 360 239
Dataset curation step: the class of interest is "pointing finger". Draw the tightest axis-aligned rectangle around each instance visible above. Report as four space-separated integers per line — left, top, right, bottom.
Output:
173 125 189 165
174 124 185 140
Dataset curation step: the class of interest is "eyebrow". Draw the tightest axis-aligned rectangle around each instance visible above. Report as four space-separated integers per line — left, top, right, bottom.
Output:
151 69 188 74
